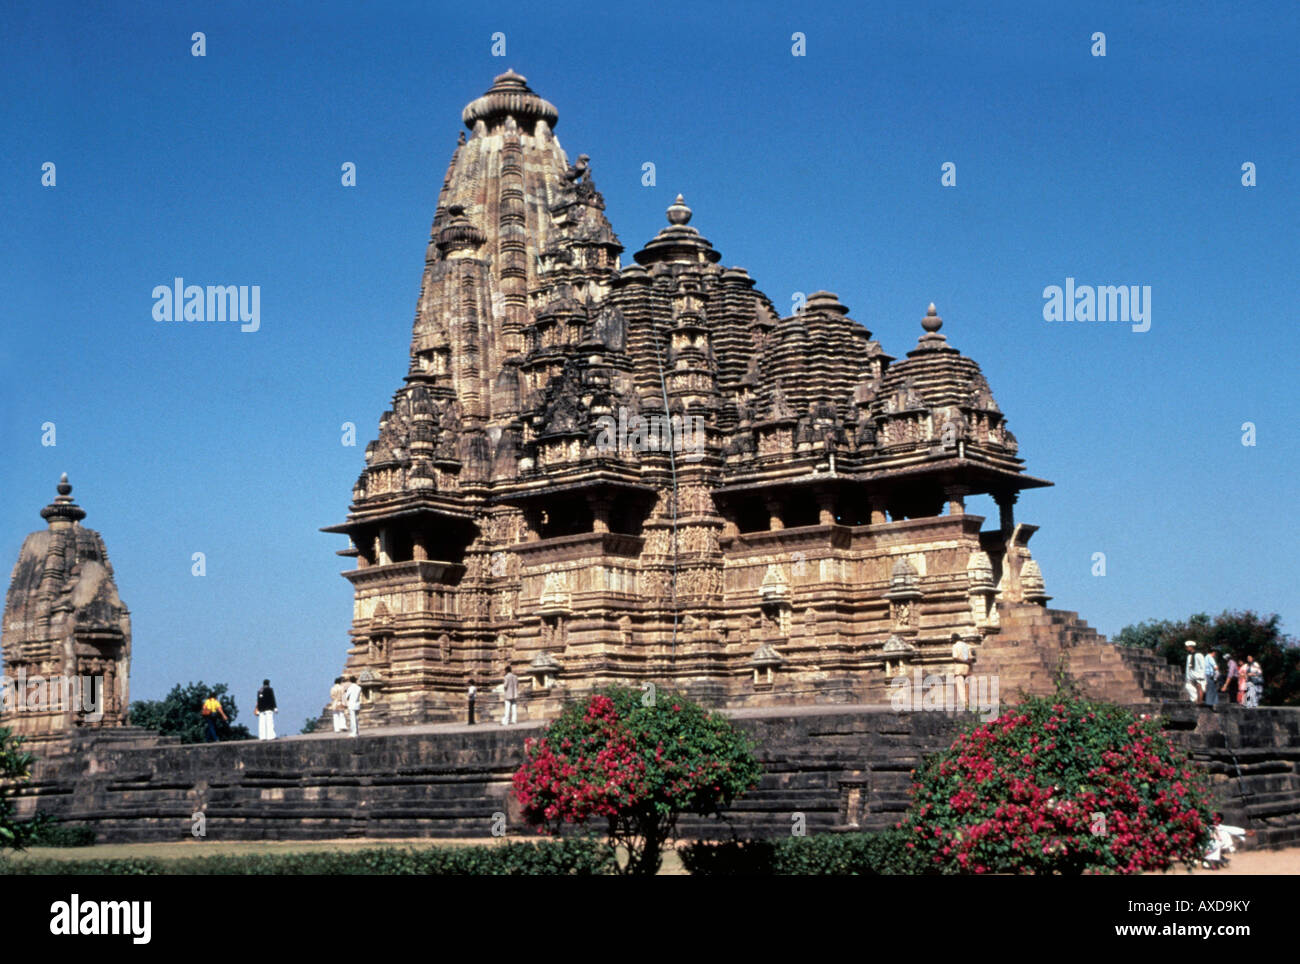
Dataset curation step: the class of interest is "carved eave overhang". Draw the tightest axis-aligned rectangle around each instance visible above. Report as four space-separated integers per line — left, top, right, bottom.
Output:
321 497 479 537
715 455 1052 500
342 559 468 588
862 457 1052 493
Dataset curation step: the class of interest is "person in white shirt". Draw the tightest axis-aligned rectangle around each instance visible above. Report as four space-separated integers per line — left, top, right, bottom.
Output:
1184 640 1206 702
950 634 975 710
501 666 518 726
1203 649 1220 707
344 676 363 737
330 677 347 733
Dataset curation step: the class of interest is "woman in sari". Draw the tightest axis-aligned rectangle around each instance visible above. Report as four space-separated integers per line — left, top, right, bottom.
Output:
1237 657 1249 704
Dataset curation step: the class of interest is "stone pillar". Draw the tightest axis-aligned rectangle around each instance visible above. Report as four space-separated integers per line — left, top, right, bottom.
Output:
765 497 784 531
995 492 1018 533
944 484 968 516
818 493 836 526
869 494 888 526
412 535 429 562
591 496 611 534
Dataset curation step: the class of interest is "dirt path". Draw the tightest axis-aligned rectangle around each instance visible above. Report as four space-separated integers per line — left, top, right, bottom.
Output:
1181 846 1300 875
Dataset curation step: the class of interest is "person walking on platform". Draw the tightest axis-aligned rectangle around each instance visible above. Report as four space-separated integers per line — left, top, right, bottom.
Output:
345 675 363 736
501 665 519 726
201 693 228 742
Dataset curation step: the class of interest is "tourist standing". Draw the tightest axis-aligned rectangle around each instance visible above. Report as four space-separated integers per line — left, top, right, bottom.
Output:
950 634 974 710
1244 656 1263 708
1237 657 1249 703
201 693 228 742
255 679 278 739
1203 651 1219 707
330 676 348 732
501 665 518 726
1183 641 1205 702
1221 654 1238 704
467 680 477 725
345 675 363 736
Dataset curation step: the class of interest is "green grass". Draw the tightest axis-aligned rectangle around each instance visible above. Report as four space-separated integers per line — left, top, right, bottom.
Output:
1 836 688 874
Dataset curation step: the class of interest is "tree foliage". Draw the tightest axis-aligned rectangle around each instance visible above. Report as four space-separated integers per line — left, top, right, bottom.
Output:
1115 610 1299 705
512 687 761 875
129 681 252 744
897 693 1216 874
0 726 36 852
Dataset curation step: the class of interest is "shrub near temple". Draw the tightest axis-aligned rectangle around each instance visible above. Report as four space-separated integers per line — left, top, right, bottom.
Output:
0 727 35 851
512 687 761 875
897 695 1216 874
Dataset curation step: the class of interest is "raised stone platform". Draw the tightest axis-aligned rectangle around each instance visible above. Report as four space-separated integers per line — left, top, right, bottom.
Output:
12 704 1300 848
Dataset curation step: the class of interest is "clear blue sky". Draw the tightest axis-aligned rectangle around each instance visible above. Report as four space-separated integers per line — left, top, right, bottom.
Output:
2 0 1297 730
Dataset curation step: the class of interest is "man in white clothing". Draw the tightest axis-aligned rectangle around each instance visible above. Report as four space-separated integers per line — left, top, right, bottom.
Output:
501 665 518 726
1184 640 1206 702
345 676 363 737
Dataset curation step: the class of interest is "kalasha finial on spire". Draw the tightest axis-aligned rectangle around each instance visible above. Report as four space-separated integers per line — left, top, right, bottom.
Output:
41 473 86 526
667 194 692 225
923 303 943 333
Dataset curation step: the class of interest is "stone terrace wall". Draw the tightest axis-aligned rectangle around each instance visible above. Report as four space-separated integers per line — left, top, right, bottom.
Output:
11 705 1300 847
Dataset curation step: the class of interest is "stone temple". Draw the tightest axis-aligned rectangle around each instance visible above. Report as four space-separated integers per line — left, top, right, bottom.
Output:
323 70 1062 725
1 475 131 744
5 73 1296 850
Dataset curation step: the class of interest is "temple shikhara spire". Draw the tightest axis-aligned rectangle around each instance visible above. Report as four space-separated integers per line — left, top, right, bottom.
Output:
324 71 1053 723
2 475 132 740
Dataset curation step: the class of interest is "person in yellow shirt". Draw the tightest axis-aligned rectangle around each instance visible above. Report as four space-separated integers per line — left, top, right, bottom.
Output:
201 694 228 742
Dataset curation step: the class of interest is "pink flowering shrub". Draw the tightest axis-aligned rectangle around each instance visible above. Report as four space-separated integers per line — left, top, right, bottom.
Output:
896 695 1216 874
513 688 760 875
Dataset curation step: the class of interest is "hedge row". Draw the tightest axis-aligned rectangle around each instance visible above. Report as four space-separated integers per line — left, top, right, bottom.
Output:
679 831 917 875
18 820 97 848
0 838 617 876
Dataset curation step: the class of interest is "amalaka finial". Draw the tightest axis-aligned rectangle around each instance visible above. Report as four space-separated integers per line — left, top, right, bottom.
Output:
667 194 692 225
57 472 72 497
922 303 943 333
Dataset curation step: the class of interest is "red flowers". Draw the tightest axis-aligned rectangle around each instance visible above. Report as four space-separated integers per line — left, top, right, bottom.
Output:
895 694 1216 875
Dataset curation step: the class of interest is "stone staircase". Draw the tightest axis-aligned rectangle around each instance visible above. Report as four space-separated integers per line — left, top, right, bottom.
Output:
976 603 1186 704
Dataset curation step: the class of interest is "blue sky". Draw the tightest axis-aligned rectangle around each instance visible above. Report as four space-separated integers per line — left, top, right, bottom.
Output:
2 0 1297 730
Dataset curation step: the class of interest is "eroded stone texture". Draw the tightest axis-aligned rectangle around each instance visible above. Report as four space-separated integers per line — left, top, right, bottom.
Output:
324 72 1071 725
1 476 131 743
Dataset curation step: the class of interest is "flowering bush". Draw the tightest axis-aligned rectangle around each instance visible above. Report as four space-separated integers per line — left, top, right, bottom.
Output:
512 687 761 874
896 694 1216 874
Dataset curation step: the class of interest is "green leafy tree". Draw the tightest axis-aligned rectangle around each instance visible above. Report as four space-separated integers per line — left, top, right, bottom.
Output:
512 687 761 875
0 726 36 852
129 681 252 744
1116 610 1299 705
301 717 321 734
897 692 1216 874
